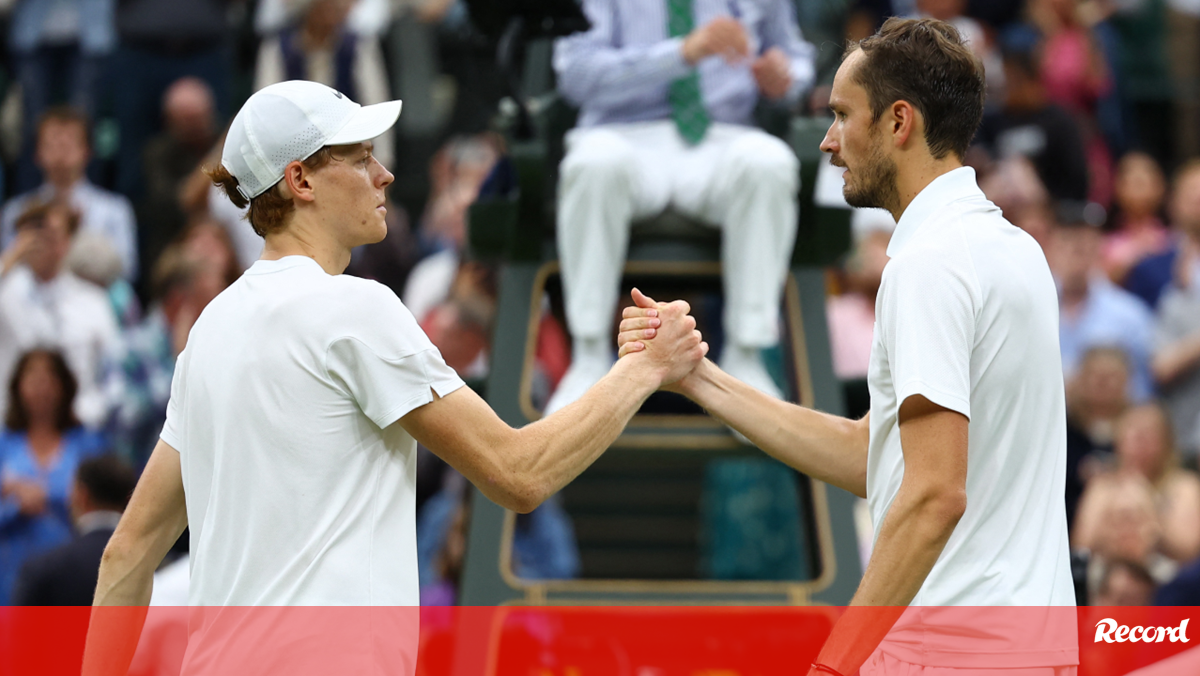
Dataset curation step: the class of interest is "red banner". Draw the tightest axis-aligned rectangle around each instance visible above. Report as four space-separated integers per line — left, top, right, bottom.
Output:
1 606 1195 675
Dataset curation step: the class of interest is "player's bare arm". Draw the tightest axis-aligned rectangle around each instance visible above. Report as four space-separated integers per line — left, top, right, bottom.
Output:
618 289 869 497
809 394 968 675
85 440 187 675
402 299 708 513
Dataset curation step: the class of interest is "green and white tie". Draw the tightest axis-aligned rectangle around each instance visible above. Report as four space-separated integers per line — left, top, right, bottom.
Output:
667 0 710 145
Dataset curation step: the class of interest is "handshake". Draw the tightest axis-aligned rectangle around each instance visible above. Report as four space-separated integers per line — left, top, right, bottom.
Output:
613 287 715 396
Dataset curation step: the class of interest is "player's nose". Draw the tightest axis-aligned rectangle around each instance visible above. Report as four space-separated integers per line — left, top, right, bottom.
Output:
819 125 838 154
373 158 394 188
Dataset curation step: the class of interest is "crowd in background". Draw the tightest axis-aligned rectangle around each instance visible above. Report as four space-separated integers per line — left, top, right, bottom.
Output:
0 0 1199 612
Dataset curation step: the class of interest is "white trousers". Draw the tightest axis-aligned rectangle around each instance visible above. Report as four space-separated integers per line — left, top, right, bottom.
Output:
556 121 799 347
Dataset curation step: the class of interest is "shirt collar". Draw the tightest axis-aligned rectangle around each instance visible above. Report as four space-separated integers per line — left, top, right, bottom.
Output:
887 166 983 258
37 179 92 201
76 510 123 535
244 255 323 276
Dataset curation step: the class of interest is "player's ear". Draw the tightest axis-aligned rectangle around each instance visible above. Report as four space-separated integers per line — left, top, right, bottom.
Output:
282 160 315 203
890 100 917 149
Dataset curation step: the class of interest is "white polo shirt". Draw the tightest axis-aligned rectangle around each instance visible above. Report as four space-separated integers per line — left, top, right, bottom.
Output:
867 169 1076 665
161 256 464 607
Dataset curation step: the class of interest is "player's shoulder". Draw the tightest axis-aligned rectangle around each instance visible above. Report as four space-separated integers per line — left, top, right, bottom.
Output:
317 274 422 331
325 273 406 310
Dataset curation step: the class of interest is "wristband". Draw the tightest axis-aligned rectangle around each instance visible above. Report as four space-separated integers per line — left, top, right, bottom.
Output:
811 664 846 676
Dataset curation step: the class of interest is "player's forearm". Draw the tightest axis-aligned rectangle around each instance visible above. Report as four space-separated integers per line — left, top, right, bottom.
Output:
680 359 868 496
853 485 964 606
504 356 663 512
93 533 157 606
809 485 965 675
83 538 155 676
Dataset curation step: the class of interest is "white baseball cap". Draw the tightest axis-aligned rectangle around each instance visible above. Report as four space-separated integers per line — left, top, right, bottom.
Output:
222 80 403 200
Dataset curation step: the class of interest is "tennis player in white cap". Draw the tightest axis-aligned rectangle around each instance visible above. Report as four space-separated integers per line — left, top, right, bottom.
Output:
84 81 707 674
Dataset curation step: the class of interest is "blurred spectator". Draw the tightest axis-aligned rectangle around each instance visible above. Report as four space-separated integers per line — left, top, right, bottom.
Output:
104 243 227 468
177 133 260 270
1092 557 1158 606
256 0 392 37
912 0 1004 109
1049 202 1155 402
9 0 115 193
1073 471 1176 584
417 472 580 605
979 155 1056 250
1108 0 1175 171
419 134 500 255
1109 403 1200 562
1065 346 1130 528
138 78 220 288
0 202 120 428
110 0 229 200
1 107 138 281
1151 238 1200 461
1102 152 1170 284
255 0 394 170
66 230 141 329
11 454 137 605
1168 0 1200 161
827 214 892 380
549 0 814 413
178 218 244 289
1155 552 1200 604
402 134 500 321
1125 159 1200 309
418 261 496 380
1024 0 1116 205
975 46 1089 201
0 349 107 605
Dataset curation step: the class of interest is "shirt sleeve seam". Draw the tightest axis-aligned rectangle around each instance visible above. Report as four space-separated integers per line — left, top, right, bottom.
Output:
895 379 971 419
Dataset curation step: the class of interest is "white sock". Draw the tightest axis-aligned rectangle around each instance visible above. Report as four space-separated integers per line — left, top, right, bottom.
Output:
722 344 761 369
572 336 609 366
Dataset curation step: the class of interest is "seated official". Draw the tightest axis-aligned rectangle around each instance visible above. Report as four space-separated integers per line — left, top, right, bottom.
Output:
547 0 815 414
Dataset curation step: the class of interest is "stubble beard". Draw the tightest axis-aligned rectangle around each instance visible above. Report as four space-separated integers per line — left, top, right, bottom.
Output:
842 138 900 215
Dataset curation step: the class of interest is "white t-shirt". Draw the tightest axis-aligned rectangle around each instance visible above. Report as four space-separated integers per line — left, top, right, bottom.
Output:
0 266 118 428
867 169 1076 666
161 256 464 607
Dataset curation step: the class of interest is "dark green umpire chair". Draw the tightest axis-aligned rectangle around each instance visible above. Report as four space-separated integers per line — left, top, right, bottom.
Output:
455 36 862 611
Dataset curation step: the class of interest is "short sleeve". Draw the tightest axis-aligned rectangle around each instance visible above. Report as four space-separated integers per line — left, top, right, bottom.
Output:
879 251 978 419
159 347 187 452
324 285 465 429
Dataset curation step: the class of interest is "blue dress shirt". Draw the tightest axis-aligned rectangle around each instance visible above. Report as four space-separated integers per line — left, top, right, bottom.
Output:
553 0 816 128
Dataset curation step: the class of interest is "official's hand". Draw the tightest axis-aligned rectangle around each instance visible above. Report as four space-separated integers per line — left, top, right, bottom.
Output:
752 47 792 100
682 16 749 65
618 288 707 388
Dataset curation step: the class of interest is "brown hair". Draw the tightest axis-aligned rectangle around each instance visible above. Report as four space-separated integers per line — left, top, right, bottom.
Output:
76 455 138 511
847 17 985 160
5 349 80 432
204 147 337 237
15 200 81 236
37 105 91 149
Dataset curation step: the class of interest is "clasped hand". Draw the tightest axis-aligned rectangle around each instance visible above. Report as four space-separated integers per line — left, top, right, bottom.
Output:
617 288 707 390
